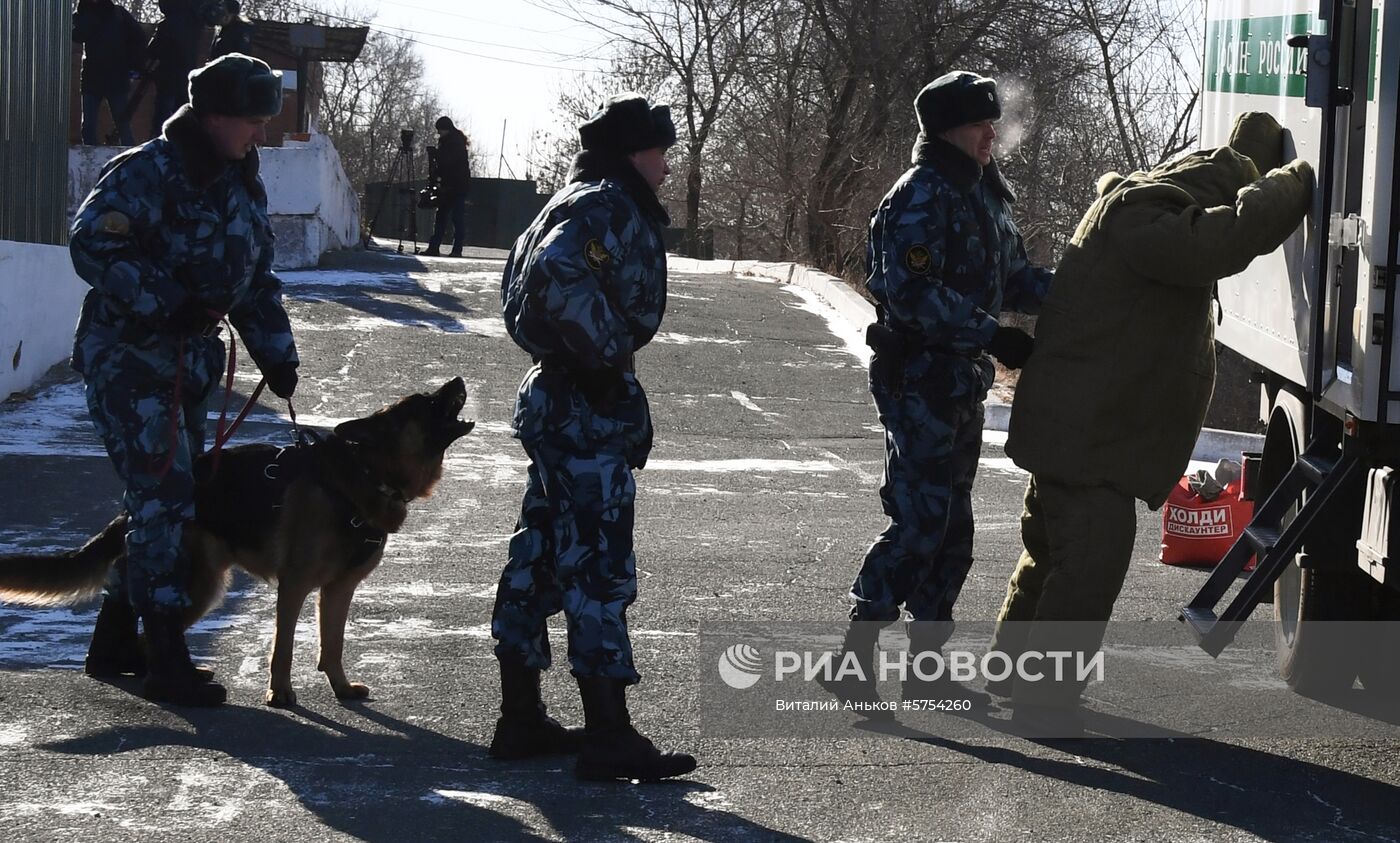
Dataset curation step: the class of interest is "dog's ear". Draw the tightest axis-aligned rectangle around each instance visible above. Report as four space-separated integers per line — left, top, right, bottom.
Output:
335 416 380 445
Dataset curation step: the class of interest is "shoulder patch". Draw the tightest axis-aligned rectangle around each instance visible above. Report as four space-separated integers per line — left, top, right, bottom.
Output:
904 244 933 275
584 239 611 271
98 211 132 237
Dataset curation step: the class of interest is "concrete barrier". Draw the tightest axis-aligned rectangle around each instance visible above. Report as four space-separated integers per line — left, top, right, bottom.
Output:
68 134 361 269
0 241 85 400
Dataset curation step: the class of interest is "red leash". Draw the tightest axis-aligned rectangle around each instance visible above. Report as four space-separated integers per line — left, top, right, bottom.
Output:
153 316 285 482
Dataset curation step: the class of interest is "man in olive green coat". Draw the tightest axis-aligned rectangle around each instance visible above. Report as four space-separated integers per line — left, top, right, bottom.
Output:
989 113 1314 732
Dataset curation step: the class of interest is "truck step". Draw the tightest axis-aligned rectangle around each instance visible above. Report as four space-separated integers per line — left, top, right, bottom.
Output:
1179 448 1363 657
1243 525 1282 554
1296 453 1337 487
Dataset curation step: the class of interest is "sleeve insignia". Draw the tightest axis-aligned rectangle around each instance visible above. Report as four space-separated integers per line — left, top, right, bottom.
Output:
98 211 132 237
584 239 611 271
904 244 933 275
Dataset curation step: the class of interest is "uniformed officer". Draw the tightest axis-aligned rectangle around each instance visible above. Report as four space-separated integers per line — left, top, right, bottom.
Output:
827 71 1052 705
493 94 696 782
70 53 300 707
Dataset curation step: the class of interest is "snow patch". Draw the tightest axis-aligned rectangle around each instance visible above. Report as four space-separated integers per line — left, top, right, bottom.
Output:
645 458 836 473
782 284 871 366
653 332 745 346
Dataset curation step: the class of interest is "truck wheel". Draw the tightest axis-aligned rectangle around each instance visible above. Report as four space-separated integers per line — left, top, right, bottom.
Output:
1275 563 1366 694
1356 582 1400 699
1262 392 1363 694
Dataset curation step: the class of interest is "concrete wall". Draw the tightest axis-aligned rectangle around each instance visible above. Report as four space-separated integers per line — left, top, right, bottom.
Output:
258 134 362 266
68 134 360 269
0 241 86 400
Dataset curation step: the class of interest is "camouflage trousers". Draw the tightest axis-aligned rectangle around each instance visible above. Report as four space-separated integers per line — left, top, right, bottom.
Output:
85 360 216 614
492 440 641 684
849 380 984 624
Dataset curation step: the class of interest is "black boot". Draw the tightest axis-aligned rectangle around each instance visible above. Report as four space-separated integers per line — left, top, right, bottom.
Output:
422 245 442 257
816 620 892 717
448 248 464 258
575 677 697 782
489 660 583 760
901 621 991 709
87 597 216 683
85 595 146 678
141 611 226 707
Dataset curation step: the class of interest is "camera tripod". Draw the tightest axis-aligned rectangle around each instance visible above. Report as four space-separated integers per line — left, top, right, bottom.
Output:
363 130 422 254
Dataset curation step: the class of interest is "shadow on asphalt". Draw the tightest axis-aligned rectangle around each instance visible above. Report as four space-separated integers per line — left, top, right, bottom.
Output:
297 246 498 334
873 706 1400 842
39 699 813 843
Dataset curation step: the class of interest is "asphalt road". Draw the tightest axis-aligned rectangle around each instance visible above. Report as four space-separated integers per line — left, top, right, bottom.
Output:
1 246 1397 842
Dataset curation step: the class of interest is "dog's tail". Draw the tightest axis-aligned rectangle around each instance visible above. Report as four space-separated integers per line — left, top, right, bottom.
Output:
0 514 126 606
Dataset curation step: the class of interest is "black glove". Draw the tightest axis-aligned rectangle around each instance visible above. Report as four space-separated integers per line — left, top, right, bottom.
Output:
986 326 1034 370
264 362 298 400
166 299 220 336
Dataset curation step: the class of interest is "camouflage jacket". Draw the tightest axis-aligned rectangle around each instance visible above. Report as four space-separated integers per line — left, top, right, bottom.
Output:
867 139 1051 397
501 176 667 456
70 105 299 391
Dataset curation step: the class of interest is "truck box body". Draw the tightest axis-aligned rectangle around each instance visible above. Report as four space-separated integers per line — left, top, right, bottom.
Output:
1203 0 1398 421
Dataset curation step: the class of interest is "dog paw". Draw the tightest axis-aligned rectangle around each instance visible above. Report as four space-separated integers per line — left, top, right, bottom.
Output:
264 687 297 707
334 682 371 701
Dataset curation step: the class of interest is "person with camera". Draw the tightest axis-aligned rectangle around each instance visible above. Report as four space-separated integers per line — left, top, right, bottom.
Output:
823 71 1052 708
69 54 300 707
423 115 472 257
494 94 696 782
72 0 147 146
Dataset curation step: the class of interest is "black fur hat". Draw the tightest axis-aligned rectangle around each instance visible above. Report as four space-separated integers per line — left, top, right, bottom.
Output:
915 71 1001 136
578 94 677 155
188 53 284 118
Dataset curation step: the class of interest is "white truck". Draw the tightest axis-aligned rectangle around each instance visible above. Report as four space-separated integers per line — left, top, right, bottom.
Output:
1182 0 1399 697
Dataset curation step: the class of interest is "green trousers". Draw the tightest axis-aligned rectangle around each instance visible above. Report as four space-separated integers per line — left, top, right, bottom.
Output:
989 475 1138 706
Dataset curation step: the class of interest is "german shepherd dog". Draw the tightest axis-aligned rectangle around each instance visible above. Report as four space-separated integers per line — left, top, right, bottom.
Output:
0 378 474 706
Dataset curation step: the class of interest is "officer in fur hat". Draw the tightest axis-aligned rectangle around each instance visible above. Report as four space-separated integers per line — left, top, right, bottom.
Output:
495 93 696 782
69 53 299 707
823 71 1052 709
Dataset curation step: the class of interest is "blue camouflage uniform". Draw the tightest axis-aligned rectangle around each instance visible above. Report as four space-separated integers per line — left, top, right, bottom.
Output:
494 172 666 685
69 104 299 614
851 138 1050 625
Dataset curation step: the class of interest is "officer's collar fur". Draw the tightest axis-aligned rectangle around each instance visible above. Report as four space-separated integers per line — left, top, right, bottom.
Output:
912 133 1017 204
567 149 671 228
162 104 262 194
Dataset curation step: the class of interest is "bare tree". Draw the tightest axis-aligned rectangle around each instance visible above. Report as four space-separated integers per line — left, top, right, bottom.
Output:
1067 0 1200 171
539 0 770 256
317 21 444 208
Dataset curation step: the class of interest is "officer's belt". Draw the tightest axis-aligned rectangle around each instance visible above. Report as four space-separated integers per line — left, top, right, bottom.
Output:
868 323 982 359
537 355 636 376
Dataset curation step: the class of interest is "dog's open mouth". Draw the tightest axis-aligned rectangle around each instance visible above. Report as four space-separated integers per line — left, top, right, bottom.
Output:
436 377 475 442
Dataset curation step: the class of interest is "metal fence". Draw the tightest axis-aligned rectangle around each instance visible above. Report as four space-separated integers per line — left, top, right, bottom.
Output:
0 0 71 245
